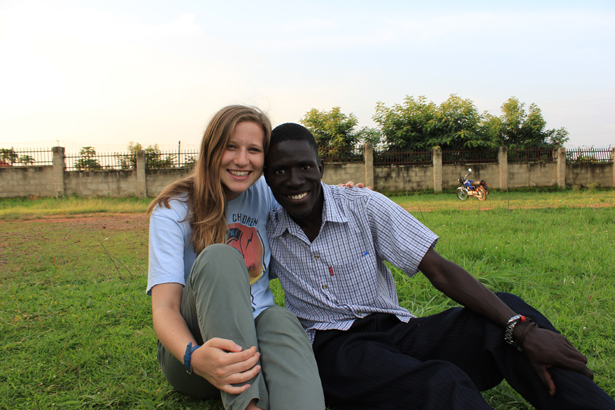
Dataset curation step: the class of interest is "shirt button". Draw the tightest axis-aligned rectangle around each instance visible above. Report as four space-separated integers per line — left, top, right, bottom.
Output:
314 254 319 260
322 284 327 289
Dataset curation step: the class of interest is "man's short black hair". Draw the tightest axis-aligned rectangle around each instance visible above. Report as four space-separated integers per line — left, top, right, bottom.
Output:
270 123 319 159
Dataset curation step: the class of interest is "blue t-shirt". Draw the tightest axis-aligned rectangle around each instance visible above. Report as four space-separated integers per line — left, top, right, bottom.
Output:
147 177 277 318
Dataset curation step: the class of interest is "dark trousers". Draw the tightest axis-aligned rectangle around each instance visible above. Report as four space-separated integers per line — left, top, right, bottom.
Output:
313 293 615 410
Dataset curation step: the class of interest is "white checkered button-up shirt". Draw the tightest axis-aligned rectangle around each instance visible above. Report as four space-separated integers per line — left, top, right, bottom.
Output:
268 183 439 343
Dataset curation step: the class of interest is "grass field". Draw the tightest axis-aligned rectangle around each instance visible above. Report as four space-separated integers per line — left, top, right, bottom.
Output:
1 189 614 409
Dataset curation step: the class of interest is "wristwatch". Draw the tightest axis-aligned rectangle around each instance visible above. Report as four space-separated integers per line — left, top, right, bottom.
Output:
504 314 529 346
184 342 201 374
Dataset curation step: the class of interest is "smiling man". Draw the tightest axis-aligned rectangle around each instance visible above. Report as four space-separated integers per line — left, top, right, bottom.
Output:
263 123 615 410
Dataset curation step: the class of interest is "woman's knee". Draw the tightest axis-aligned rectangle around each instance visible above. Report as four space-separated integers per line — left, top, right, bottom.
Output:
199 243 243 262
256 306 308 342
257 306 302 327
190 244 248 286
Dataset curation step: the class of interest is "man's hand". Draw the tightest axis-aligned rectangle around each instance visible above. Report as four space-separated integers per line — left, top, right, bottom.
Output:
520 325 593 396
191 338 261 394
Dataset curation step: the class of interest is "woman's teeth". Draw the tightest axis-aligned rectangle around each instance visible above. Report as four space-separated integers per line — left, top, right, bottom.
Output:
229 170 250 176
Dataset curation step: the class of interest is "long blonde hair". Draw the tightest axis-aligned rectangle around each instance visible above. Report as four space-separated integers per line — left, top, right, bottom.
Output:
147 105 271 254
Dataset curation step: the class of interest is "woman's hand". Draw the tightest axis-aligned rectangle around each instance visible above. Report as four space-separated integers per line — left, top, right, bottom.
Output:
191 338 261 394
152 284 262 394
337 181 371 189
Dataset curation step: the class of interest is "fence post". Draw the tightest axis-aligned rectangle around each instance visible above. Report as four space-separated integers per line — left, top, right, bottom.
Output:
363 143 374 189
52 146 65 197
432 147 442 192
556 147 566 188
498 146 508 190
137 150 147 198
611 148 615 188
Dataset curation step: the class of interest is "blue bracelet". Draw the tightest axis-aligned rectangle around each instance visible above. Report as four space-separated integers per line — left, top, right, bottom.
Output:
184 342 201 374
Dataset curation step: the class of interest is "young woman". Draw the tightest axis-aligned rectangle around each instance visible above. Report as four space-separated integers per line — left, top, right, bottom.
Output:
146 105 324 410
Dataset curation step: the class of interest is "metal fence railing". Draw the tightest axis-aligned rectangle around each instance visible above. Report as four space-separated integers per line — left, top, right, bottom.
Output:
0 148 53 166
508 149 556 163
374 150 432 165
319 146 364 163
65 152 133 171
442 150 499 164
5 146 612 170
65 150 199 171
565 147 613 164
148 150 198 169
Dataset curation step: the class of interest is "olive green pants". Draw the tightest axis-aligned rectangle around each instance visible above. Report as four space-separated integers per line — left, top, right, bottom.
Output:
157 244 325 410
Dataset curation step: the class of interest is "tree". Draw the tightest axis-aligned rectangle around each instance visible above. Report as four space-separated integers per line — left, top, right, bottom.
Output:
490 97 569 148
431 94 492 150
355 127 383 148
374 95 568 152
373 96 437 151
0 148 18 165
300 107 363 148
118 142 175 169
18 155 35 166
75 147 102 170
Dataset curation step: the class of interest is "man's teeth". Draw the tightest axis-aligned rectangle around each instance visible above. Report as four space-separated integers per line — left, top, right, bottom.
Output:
289 193 307 200
229 170 250 176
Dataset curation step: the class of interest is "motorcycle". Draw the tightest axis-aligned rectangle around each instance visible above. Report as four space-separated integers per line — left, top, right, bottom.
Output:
456 168 488 201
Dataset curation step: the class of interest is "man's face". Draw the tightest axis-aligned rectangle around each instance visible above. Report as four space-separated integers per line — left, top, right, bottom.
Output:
265 140 324 223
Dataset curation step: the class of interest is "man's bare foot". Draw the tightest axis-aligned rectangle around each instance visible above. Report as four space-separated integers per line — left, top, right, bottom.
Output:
245 399 264 410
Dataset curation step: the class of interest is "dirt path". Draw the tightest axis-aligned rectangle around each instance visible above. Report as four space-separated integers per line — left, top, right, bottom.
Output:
2 200 613 227
2 213 150 230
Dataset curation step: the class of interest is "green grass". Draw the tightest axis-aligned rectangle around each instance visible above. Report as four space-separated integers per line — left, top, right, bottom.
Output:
1 192 614 409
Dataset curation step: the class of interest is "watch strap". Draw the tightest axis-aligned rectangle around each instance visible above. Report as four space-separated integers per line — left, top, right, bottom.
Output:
184 342 201 374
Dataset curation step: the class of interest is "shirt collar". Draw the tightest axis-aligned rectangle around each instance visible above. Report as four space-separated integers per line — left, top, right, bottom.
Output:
271 182 347 238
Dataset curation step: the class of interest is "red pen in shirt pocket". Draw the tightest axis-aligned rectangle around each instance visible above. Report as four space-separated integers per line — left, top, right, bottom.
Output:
329 266 334 276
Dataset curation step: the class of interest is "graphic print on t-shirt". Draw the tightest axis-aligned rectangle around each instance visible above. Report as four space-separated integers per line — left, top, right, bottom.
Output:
227 223 265 285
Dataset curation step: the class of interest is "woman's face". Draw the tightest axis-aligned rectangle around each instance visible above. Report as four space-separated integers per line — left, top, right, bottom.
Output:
220 121 265 201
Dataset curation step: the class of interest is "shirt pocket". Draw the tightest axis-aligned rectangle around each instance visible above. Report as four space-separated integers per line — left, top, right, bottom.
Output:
326 251 378 306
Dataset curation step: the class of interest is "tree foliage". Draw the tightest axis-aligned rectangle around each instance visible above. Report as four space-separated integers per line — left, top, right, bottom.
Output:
1 149 36 166
1 148 19 165
487 97 569 149
372 95 568 151
75 146 102 170
300 107 381 148
118 142 175 169
373 96 437 151
18 155 35 165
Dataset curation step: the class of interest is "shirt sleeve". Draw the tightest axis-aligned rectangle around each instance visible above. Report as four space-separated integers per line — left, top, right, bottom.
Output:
365 191 438 277
147 200 189 295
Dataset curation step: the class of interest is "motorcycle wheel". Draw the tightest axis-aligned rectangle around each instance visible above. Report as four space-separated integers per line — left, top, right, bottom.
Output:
456 188 468 200
477 186 487 201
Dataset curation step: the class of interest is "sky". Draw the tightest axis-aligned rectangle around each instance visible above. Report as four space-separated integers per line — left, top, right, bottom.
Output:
1 0 614 154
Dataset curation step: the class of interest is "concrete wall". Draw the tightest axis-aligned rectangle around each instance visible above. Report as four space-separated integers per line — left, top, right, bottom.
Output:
566 163 614 187
64 170 138 197
0 166 57 198
146 168 193 197
322 163 365 186
508 162 559 188
1 146 613 198
374 165 433 192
